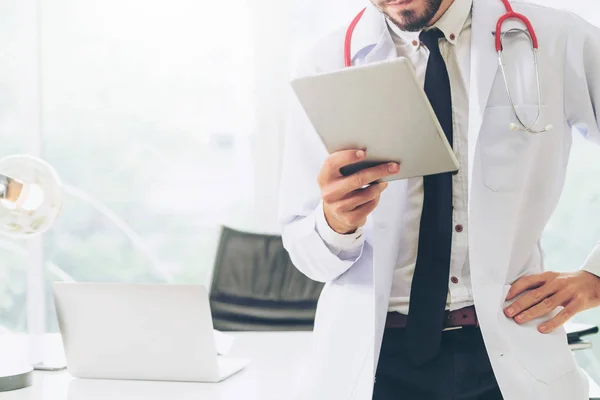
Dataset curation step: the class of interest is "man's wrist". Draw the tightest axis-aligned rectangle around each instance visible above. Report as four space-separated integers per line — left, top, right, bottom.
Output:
324 214 356 235
315 202 365 252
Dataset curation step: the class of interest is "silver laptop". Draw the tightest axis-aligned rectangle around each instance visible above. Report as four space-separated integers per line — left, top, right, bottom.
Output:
52 283 249 382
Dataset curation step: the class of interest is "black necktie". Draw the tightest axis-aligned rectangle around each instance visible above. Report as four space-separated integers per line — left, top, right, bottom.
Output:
404 28 454 366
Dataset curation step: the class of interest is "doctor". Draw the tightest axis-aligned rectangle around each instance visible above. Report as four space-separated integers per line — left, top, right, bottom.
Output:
279 0 600 399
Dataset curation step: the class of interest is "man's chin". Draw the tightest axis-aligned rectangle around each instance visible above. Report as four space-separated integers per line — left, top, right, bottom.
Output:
388 14 430 32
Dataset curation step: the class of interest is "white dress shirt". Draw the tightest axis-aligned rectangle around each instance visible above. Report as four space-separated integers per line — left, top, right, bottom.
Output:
315 0 474 314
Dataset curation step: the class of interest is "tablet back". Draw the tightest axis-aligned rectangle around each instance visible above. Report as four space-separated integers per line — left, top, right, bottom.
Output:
290 57 459 181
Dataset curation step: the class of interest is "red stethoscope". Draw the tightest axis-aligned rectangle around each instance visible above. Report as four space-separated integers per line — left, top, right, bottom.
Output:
343 0 551 134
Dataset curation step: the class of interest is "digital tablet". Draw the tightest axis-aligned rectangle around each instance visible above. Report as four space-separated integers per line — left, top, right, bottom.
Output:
290 57 459 181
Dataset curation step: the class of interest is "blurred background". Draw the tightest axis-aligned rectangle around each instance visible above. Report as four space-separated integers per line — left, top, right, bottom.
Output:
0 0 598 348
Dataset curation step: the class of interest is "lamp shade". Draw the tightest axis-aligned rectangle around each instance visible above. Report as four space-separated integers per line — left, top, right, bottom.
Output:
0 155 62 238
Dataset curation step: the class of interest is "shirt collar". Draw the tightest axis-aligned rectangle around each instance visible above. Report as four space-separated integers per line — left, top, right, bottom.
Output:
387 0 473 46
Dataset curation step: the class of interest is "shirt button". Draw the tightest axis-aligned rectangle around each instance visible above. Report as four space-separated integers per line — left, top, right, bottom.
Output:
412 40 419 47
455 224 464 233
451 276 459 284
449 33 456 41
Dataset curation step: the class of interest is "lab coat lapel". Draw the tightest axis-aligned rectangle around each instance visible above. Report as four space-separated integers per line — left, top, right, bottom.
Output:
466 0 532 345
353 3 407 365
349 2 408 309
349 4 397 65
467 0 504 206
372 180 409 363
346 3 408 374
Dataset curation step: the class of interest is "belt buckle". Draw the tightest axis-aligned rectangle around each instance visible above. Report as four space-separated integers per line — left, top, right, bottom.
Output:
442 326 463 332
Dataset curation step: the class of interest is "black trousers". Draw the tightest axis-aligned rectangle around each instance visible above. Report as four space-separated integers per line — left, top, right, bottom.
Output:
373 327 504 400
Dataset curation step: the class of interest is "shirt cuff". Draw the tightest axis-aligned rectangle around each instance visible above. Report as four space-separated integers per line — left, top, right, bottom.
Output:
314 201 365 254
581 244 600 278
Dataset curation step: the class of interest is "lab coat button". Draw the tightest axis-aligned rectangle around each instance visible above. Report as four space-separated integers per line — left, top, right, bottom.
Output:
497 349 509 358
455 225 464 233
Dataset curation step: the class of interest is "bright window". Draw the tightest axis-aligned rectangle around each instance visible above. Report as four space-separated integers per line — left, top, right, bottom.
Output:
1 0 256 333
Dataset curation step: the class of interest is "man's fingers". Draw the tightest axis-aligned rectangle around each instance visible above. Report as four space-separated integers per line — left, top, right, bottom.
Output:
321 150 367 181
539 302 579 334
334 182 388 212
504 279 558 318
512 289 571 324
321 174 365 204
321 163 397 204
344 198 380 227
341 163 399 193
505 273 550 301
318 153 396 233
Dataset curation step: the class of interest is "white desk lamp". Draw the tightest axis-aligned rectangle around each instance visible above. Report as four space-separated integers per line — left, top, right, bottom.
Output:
0 154 62 392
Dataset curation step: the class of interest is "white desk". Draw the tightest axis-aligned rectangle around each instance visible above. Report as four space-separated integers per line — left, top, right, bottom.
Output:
2 332 309 400
3 332 600 400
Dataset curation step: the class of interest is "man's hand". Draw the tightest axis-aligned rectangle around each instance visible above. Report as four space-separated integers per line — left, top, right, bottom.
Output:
504 271 600 333
318 150 399 234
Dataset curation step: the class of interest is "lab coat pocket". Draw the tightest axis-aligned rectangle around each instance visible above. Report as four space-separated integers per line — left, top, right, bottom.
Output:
480 105 540 192
498 285 577 384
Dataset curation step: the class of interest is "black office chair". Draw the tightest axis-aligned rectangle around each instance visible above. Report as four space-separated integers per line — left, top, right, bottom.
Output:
209 226 324 331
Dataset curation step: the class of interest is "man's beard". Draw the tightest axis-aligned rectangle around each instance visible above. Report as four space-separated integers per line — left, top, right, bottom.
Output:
387 0 444 32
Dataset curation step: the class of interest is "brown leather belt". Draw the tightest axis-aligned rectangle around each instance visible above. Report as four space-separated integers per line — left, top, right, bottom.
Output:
385 306 478 331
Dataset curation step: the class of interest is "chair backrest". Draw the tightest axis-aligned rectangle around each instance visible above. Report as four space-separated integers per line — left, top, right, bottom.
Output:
209 226 324 331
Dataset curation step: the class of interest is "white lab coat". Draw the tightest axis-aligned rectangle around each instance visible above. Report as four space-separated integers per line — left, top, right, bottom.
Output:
279 0 600 399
